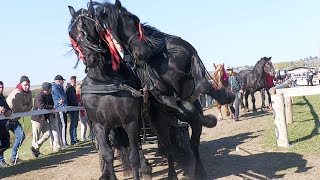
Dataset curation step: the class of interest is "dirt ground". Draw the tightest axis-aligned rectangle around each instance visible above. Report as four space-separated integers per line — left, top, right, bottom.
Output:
1 94 319 180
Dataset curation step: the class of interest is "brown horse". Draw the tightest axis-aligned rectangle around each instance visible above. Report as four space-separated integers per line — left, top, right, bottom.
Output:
213 63 231 120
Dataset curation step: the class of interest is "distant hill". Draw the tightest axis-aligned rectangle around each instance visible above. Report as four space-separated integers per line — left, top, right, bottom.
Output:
273 58 320 70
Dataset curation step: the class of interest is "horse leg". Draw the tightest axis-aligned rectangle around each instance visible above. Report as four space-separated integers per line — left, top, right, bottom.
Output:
189 102 207 179
93 123 116 180
240 94 245 111
266 87 272 109
149 105 177 180
245 91 250 112
179 100 217 128
188 54 235 105
139 148 152 180
224 104 231 117
216 103 223 120
122 121 140 180
251 92 257 112
155 94 217 128
260 88 266 111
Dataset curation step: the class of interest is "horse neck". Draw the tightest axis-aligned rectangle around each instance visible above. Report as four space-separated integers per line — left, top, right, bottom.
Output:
86 64 126 85
252 64 265 77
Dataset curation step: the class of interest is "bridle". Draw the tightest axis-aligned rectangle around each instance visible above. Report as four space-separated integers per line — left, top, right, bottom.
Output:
70 13 107 62
70 12 121 71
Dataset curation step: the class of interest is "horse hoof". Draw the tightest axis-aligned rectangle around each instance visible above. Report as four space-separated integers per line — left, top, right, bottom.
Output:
200 114 217 128
167 172 178 180
253 109 258 113
142 174 152 180
194 170 208 180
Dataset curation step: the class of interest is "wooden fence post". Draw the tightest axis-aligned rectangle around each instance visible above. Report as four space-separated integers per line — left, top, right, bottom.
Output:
285 97 293 124
271 94 290 148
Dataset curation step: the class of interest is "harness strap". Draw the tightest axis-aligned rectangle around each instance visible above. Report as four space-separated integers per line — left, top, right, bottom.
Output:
82 84 143 97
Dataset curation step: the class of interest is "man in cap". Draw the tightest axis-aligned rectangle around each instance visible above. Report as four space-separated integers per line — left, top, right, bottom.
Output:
51 75 69 147
226 67 243 121
30 82 61 157
6 75 33 164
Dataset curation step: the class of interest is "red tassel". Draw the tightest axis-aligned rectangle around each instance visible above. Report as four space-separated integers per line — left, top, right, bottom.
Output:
70 37 85 61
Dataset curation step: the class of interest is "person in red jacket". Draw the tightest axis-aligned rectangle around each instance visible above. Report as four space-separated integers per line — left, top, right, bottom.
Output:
264 72 275 109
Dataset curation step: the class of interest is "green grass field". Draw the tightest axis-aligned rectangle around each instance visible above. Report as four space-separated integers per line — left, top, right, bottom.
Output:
263 95 320 155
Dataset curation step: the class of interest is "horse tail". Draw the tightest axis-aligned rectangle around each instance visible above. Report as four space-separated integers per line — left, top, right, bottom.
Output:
188 53 214 103
111 127 131 177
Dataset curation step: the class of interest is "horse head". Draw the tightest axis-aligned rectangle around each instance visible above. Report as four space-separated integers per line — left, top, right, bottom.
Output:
96 0 153 61
68 3 111 71
263 57 276 76
213 63 228 87
253 56 275 76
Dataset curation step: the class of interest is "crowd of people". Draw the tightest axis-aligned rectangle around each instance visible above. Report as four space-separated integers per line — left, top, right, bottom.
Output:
0 75 92 167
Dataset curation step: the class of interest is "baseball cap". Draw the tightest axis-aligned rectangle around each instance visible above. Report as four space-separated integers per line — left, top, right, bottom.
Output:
54 75 66 81
42 82 52 91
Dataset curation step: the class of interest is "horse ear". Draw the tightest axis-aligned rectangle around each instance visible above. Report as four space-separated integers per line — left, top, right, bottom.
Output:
115 0 122 9
68 6 76 18
213 63 217 69
88 1 94 16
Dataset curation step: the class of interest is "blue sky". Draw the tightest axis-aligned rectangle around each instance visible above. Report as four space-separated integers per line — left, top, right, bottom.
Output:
1 0 320 87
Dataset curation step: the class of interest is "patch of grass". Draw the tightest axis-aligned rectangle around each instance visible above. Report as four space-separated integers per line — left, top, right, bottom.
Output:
262 95 320 155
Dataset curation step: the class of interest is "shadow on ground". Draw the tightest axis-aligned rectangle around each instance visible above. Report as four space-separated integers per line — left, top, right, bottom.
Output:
290 96 320 144
0 143 96 179
200 132 312 179
240 110 272 119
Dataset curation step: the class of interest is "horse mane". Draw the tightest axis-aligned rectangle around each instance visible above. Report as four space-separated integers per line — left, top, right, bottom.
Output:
252 58 264 72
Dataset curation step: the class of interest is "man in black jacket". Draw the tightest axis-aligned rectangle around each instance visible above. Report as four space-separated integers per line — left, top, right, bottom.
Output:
0 81 12 167
66 76 79 145
30 82 61 157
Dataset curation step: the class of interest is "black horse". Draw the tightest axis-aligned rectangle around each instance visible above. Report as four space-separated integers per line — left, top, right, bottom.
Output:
75 2 234 179
68 5 151 180
95 0 235 130
237 57 276 112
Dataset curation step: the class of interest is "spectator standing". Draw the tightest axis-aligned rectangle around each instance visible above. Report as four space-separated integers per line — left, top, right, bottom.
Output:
51 75 69 147
66 76 79 145
6 76 33 164
0 81 12 167
76 83 91 142
30 82 61 158
226 67 242 121
308 70 314 86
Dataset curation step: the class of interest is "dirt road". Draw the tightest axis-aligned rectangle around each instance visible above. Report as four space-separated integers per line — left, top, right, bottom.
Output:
1 96 319 180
